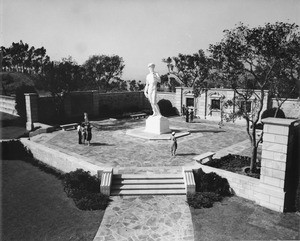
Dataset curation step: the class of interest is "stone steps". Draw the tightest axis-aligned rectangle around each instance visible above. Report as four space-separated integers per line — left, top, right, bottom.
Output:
111 173 186 196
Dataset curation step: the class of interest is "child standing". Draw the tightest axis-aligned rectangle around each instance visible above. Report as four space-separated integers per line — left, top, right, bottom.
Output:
170 132 177 156
77 123 82 144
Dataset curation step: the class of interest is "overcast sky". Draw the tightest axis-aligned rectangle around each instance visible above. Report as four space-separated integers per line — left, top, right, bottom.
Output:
1 0 300 81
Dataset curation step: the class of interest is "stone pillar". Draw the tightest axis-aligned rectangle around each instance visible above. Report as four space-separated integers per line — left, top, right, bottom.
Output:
175 87 183 115
255 117 298 212
25 93 38 131
92 90 100 116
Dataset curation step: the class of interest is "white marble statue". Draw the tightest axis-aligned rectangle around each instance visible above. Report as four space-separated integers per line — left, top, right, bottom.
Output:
144 63 161 116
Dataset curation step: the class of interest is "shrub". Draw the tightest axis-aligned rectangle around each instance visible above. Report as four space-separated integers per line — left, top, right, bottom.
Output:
63 169 100 195
187 192 222 209
157 99 177 116
62 169 110 210
193 168 232 197
261 107 285 119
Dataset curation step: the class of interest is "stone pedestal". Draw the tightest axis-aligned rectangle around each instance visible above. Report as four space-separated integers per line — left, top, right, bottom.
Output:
144 115 171 135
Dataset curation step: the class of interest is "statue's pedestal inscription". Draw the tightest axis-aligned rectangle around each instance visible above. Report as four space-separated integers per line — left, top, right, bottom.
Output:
144 115 171 135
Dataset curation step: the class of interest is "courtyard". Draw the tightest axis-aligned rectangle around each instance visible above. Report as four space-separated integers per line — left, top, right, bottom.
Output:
7 116 296 240
30 117 251 173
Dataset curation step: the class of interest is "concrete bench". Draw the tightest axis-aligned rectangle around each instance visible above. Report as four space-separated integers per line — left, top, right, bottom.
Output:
60 123 78 131
130 113 147 119
193 151 216 164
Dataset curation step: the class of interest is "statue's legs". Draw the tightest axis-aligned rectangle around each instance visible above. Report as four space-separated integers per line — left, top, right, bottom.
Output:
149 91 161 116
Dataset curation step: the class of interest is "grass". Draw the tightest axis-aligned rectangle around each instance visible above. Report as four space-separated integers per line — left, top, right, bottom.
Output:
191 196 300 241
2 159 105 241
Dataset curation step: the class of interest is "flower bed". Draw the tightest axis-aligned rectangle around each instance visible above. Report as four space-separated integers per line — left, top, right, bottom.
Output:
204 154 261 179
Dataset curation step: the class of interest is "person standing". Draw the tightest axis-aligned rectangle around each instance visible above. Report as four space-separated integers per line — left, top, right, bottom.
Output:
182 105 186 116
190 108 194 122
185 108 189 122
82 124 87 144
170 132 177 156
86 124 92 146
77 123 82 144
84 112 89 125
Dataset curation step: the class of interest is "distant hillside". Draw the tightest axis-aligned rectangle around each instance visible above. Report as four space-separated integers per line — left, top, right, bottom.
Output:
0 72 36 96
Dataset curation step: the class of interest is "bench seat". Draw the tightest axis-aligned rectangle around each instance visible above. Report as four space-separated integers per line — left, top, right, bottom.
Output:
193 151 216 164
60 123 78 131
130 113 147 119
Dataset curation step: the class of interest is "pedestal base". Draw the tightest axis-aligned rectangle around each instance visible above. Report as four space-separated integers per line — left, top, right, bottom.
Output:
144 115 171 135
26 121 34 131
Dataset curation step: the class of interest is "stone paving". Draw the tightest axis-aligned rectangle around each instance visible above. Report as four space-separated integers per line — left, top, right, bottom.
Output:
93 195 194 241
29 116 253 241
31 117 250 174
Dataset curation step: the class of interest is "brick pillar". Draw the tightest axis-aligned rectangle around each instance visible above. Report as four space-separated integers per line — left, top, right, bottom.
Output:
256 117 298 212
92 90 100 116
25 93 38 131
175 87 183 115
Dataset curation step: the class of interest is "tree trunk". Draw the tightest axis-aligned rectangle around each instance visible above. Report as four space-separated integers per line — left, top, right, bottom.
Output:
250 127 257 173
250 145 257 172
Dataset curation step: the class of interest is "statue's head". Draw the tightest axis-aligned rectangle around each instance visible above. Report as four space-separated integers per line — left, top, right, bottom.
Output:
148 63 155 71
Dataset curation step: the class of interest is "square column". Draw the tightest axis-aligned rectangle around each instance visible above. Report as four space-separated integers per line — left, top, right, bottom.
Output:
25 93 38 131
256 118 299 212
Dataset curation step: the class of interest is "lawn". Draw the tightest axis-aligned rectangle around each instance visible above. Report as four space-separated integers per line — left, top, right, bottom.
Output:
2 159 104 241
191 196 300 241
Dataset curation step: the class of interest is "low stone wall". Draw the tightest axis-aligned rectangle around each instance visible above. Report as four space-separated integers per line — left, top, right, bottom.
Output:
271 98 300 119
197 164 260 201
20 138 103 176
0 95 18 116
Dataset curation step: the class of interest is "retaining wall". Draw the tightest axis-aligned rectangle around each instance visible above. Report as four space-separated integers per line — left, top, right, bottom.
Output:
20 138 103 176
0 95 18 116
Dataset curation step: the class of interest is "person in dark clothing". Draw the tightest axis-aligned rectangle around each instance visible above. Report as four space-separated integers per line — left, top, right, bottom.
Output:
86 124 92 146
171 132 177 156
185 108 189 122
82 124 87 144
182 105 186 116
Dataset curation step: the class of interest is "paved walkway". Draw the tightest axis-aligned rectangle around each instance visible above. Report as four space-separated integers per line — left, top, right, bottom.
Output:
93 195 194 241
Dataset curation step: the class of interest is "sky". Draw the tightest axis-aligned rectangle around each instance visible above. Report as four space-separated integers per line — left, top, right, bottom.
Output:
1 0 300 81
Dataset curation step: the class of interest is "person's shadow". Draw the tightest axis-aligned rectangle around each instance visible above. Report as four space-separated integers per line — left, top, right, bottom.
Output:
175 152 197 156
89 142 114 146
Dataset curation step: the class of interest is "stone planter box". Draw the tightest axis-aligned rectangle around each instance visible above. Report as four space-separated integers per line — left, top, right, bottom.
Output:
196 163 285 212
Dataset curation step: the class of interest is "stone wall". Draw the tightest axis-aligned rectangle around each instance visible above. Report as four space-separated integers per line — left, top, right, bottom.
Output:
197 118 300 212
20 138 102 175
0 95 18 116
35 91 150 123
271 98 300 119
